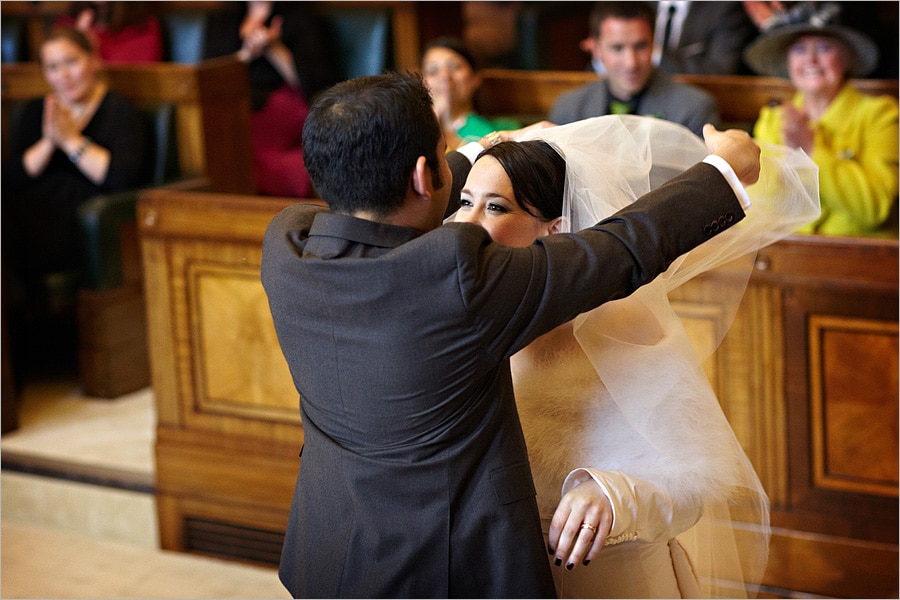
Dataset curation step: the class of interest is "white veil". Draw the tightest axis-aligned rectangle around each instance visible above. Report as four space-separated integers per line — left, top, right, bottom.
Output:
519 115 821 597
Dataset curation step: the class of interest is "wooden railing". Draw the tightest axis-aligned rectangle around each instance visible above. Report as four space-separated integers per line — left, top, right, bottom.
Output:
475 69 900 130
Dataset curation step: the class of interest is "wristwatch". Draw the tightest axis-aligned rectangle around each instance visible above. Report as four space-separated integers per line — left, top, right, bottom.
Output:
69 136 92 164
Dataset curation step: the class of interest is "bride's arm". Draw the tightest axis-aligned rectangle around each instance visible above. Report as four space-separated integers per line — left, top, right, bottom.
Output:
548 468 702 570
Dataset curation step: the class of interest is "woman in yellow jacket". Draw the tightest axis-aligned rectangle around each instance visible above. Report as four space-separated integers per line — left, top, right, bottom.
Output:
744 2 898 237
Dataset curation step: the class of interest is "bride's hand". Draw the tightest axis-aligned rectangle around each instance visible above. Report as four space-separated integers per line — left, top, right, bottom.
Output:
702 123 761 186
547 478 612 570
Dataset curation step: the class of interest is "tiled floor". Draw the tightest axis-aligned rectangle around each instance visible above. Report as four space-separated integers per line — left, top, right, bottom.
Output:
1 376 290 599
1 380 155 487
2 521 290 599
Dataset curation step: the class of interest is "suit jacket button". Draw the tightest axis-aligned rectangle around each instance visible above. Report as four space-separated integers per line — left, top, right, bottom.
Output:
703 224 712 236
718 216 727 227
726 212 735 224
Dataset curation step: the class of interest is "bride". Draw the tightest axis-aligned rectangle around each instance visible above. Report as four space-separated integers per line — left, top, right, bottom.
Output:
454 115 820 598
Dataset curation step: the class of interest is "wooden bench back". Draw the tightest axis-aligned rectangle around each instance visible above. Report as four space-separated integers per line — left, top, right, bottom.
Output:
475 69 900 130
1 56 255 193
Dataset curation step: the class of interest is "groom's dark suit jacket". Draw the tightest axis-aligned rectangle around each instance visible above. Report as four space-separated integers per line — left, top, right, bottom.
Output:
261 151 742 599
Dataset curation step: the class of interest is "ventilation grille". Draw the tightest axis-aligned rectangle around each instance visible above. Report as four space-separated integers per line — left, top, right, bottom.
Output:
183 517 284 567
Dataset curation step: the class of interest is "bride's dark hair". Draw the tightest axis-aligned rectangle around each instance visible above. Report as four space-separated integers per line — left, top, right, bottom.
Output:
477 140 566 222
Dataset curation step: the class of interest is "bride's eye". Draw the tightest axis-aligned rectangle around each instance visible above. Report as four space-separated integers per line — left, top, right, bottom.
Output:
487 202 510 214
458 197 473 208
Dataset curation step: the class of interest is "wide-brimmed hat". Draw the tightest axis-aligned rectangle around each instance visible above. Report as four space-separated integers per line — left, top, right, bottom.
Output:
743 2 879 78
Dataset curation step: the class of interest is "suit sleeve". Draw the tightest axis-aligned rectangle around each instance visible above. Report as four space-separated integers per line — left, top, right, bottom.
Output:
549 92 579 125
465 162 746 360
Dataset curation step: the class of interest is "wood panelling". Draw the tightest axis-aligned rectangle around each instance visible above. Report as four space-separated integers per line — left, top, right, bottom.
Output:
189 261 296 420
139 187 309 440
671 271 790 505
141 187 898 598
155 426 299 511
763 528 899 599
140 186 321 558
809 316 898 497
669 236 899 598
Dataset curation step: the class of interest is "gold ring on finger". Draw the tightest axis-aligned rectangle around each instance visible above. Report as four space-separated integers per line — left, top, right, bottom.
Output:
580 522 596 534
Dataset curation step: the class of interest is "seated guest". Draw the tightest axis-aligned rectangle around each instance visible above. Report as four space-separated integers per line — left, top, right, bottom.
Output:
551 1 720 138
744 2 899 236
3 25 147 378
420 36 520 151
55 1 163 64
205 1 340 198
743 1 898 78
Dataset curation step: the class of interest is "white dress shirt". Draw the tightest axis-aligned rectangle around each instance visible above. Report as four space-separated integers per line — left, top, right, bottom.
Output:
653 1 691 66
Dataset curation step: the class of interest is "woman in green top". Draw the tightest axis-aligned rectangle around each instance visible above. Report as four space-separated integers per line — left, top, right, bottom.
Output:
421 36 520 151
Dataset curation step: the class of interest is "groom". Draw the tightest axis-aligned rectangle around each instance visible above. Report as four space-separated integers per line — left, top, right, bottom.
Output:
261 70 760 598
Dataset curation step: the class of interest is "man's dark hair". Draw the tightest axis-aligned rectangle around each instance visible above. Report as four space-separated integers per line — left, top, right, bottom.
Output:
588 1 655 38
302 71 444 216
478 140 566 221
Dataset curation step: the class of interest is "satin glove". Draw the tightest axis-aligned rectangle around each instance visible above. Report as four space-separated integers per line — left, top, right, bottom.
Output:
548 477 613 570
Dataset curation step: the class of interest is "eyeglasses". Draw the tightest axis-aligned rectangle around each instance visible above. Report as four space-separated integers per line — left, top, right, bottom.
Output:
788 38 841 58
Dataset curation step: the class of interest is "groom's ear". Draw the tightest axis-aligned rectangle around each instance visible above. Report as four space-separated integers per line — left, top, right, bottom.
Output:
410 156 430 199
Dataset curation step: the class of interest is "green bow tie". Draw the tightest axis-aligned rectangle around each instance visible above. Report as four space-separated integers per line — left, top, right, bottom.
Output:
610 100 636 115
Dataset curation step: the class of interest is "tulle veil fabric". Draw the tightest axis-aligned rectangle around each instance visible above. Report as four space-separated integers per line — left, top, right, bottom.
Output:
519 115 821 597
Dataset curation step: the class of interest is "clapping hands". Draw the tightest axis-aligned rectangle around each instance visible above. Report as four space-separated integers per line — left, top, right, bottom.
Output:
42 95 85 149
237 1 283 63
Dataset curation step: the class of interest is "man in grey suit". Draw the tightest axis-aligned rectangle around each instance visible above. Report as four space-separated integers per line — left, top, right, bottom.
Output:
261 71 761 598
552 1 719 137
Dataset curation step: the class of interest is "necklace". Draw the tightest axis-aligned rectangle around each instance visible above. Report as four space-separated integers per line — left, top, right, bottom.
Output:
64 82 107 126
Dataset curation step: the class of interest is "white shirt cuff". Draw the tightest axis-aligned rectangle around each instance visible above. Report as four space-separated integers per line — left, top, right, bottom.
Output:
456 141 485 164
703 154 752 210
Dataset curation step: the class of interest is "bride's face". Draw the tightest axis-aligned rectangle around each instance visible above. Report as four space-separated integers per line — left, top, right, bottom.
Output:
455 156 556 247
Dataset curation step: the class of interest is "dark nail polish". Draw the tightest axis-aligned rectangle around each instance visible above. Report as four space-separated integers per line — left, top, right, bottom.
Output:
566 562 574 571
554 557 562 567
582 560 591 566
548 545 555 555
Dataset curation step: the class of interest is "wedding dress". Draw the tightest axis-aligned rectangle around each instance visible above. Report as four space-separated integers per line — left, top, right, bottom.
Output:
513 115 820 598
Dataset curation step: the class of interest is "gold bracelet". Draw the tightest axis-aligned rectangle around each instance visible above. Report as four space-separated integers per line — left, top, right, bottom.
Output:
484 131 502 148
